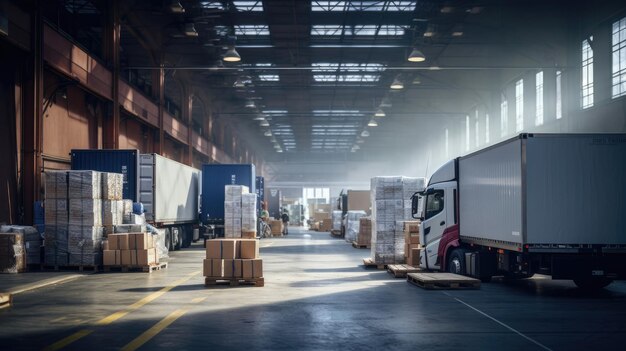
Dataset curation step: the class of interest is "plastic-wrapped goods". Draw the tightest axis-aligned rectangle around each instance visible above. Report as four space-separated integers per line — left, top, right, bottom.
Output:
1 225 42 265
44 171 68 199
369 176 426 264
332 210 343 231
45 225 69 266
68 226 104 265
113 224 147 233
102 200 124 226
45 199 68 226
68 171 101 199
154 229 170 260
69 199 102 226
0 232 25 273
357 217 372 247
101 173 123 200
122 199 134 224
225 185 249 202
241 193 258 232
345 211 366 243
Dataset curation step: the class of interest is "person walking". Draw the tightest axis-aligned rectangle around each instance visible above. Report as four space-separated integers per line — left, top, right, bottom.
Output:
281 209 290 235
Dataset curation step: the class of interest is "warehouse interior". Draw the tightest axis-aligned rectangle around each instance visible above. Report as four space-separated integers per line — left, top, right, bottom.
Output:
1 0 626 350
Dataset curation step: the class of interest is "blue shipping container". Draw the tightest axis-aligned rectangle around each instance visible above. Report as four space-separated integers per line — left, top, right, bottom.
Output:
201 164 255 224
70 149 139 201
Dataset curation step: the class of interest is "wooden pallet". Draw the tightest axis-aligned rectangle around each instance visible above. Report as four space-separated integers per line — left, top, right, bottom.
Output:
330 230 342 237
362 257 387 270
42 265 101 272
407 272 481 290
0 293 12 310
103 262 168 273
387 264 422 278
204 277 264 287
352 241 370 249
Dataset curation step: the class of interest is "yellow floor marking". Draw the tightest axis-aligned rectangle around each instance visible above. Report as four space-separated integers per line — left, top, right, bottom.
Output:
43 329 94 351
191 297 207 303
120 308 189 351
44 271 200 350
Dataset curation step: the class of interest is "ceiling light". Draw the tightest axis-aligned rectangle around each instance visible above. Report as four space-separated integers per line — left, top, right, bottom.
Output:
253 115 266 121
270 137 277 143
276 149 283 153
184 23 198 37
245 100 256 108
451 24 464 37
361 130 370 137
356 138 365 144
368 119 378 127
264 130 272 137
407 48 426 62
223 46 241 62
169 1 185 13
380 97 392 107
233 77 246 88
390 76 404 90
440 5 454 13
423 24 436 37
375 108 386 117
412 76 421 85
260 120 269 127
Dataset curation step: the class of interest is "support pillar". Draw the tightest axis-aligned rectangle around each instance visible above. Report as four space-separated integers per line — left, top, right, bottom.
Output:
103 0 120 149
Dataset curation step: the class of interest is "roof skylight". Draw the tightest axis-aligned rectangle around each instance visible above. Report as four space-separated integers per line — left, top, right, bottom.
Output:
235 25 270 36
258 75 280 81
233 1 264 12
311 24 406 37
312 1 417 12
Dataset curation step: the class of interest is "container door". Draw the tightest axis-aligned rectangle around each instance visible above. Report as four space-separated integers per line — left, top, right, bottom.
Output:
421 188 447 270
139 154 155 221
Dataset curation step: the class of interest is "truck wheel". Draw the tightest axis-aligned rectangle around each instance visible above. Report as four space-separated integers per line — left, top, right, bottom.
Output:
164 228 172 252
447 248 466 275
182 226 192 248
173 227 182 251
573 277 613 290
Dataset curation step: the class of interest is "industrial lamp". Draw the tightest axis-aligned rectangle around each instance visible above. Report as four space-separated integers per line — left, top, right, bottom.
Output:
361 130 370 137
407 48 426 62
367 119 378 127
169 1 185 13
390 76 404 90
375 108 386 117
184 23 198 37
260 119 270 127
223 46 241 62
245 100 256 108
264 130 272 137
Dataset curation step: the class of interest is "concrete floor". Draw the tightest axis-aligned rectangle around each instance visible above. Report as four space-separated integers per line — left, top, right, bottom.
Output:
1 227 626 351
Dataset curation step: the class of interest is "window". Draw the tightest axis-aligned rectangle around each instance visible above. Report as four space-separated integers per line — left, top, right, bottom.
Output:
500 94 508 137
485 114 490 143
515 79 524 132
535 71 544 126
474 110 480 148
445 128 449 159
425 190 445 220
612 17 626 98
465 115 470 151
556 71 563 119
582 37 594 108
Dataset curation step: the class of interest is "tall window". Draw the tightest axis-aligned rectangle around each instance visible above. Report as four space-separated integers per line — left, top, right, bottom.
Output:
500 94 508 137
556 70 563 119
465 115 470 151
445 128 449 159
515 79 524 132
535 71 544 126
582 37 594 108
612 17 626 98
474 110 480 148
485 114 490 144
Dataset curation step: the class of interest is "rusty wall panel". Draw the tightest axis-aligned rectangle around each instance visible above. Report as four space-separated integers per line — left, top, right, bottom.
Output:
3 2 31 51
163 111 188 145
119 116 154 154
118 80 159 127
162 137 184 164
0 61 18 224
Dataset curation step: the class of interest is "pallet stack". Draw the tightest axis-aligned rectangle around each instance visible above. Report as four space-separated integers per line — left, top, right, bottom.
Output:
369 176 424 265
345 210 366 243
403 221 421 267
355 217 372 248
103 233 159 269
269 219 283 237
225 185 258 238
204 238 264 286
0 232 25 273
331 210 342 233
1 225 41 265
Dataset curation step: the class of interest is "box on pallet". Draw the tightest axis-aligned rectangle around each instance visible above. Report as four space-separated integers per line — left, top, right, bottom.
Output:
108 233 130 250
269 220 283 235
242 259 263 279
1 225 42 265
203 258 224 277
103 250 121 266
223 259 243 278
206 239 237 259
345 210 366 243
0 233 25 273
120 248 157 266
319 218 332 232
331 211 342 231
357 217 372 246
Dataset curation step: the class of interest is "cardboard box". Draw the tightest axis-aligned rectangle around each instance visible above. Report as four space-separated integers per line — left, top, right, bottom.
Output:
319 218 332 232
203 259 224 277
108 234 129 250
102 240 109 251
403 221 420 234
347 190 371 214
405 233 420 245
241 230 257 239
103 250 121 266
129 233 153 250
136 248 157 266
206 239 237 259
223 259 242 278
270 220 283 235
408 247 421 267
312 212 330 222
121 249 137 266
242 259 263 279
239 239 259 259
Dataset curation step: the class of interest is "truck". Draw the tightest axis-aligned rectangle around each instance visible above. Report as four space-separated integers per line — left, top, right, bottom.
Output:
337 190 370 236
412 134 626 289
267 188 282 219
71 150 200 251
200 164 255 237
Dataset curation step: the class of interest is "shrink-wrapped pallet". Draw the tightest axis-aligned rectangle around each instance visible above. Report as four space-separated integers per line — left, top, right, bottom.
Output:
44 171 68 199
1 226 42 265
101 173 123 200
69 199 102 226
225 185 249 201
122 199 134 224
45 225 69 266
345 210 366 243
68 226 104 265
357 217 372 247
113 224 147 233
102 200 124 226
331 210 342 232
44 199 68 226
0 232 25 273
68 171 101 199
241 193 257 233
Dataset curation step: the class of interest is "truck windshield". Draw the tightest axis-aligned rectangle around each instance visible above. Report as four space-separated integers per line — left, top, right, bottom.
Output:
425 190 444 220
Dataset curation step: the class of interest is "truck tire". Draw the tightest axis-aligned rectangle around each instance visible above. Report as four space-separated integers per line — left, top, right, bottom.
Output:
173 227 182 251
447 248 466 275
181 226 192 248
573 277 613 290
164 228 172 252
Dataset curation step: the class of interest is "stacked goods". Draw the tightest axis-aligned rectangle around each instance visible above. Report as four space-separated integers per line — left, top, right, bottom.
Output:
357 217 372 247
370 176 425 265
308 221 320 231
241 193 258 238
269 220 283 236
102 200 124 233
44 171 70 266
204 238 263 283
113 224 147 233
224 185 249 238
101 173 123 200
345 211 367 243
312 211 330 222
104 233 158 267
1 226 41 265
331 210 343 232
319 218 333 232
0 232 25 273
403 221 421 266
122 200 134 224
67 171 103 266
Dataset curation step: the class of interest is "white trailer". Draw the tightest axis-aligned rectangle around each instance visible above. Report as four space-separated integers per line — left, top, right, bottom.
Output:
413 134 626 289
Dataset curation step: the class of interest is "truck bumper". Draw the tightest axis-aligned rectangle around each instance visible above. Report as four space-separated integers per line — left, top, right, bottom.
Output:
551 255 626 280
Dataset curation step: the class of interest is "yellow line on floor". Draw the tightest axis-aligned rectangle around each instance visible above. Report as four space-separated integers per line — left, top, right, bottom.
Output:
121 294 207 351
43 271 200 351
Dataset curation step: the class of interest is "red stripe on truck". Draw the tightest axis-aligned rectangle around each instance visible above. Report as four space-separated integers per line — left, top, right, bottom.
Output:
438 224 460 270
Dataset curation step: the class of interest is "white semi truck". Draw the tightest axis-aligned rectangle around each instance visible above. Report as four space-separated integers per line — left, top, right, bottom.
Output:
412 134 626 289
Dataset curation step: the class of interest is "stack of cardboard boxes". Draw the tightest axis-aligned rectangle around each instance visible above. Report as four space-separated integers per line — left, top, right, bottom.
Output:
225 185 258 238
0 232 25 273
1 225 41 265
269 219 283 236
345 210 367 243
356 217 372 247
204 238 263 284
103 233 158 267
403 221 421 266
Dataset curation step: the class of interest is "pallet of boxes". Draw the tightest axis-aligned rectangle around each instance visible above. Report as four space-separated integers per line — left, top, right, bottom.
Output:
352 216 371 249
204 185 264 287
104 231 165 273
345 210 366 244
364 176 424 269
0 225 42 273
330 210 342 237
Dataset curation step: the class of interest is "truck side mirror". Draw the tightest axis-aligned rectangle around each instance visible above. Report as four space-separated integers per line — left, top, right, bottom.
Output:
411 192 424 220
